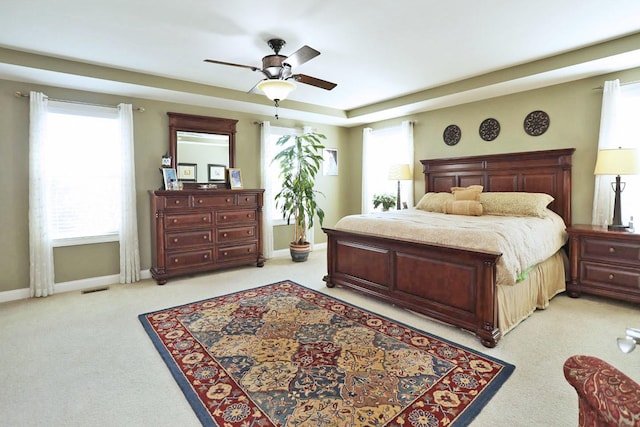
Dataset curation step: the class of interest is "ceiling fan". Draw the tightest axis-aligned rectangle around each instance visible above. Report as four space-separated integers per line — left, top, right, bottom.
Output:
204 38 337 106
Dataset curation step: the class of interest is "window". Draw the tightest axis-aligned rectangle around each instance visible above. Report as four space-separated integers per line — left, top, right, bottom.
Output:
617 85 640 224
362 123 413 213
268 126 300 223
43 101 122 246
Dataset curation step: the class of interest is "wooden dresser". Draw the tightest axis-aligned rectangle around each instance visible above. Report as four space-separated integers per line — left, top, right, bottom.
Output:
150 189 264 284
567 225 640 303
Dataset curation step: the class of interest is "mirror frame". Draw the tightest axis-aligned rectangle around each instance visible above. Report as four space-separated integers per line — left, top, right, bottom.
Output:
167 112 237 182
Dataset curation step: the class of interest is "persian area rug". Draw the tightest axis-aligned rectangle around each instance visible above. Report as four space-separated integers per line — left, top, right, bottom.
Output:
139 280 514 426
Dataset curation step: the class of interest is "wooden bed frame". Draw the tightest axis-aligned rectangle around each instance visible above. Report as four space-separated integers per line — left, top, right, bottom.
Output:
323 148 575 347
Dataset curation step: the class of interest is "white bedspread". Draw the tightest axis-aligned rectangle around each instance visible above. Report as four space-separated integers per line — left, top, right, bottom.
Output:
334 209 568 286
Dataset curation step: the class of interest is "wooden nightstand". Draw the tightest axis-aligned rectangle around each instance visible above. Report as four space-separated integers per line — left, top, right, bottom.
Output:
567 225 640 303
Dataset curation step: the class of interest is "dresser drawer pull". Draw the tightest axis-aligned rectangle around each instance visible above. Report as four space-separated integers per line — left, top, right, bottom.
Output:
197 199 203 204
609 274 614 280
609 247 615 253
223 251 228 256
222 215 227 220
226 198 231 203
174 200 181 205
202 217 208 222
173 258 179 263
203 235 208 240
203 254 209 259
223 233 228 237
248 248 252 253
245 197 250 201
247 214 253 218
172 219 178 224
173 238 179 243
247 230 252 235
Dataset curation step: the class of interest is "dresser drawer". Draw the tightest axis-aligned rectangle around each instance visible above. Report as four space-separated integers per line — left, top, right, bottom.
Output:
166 230 212 249
165 212 212 230
193 194 236 208
165 249 213 267
218 226 256 243
163 195 191 209
580 261 640 292
237 193 258 206
581 237 640 266
217 243 258 261
216 209 256 224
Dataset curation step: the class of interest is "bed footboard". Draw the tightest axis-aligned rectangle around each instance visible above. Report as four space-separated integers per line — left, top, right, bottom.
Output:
322 227 503 347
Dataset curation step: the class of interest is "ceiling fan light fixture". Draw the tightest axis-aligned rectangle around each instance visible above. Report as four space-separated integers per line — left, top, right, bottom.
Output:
257 79 296 102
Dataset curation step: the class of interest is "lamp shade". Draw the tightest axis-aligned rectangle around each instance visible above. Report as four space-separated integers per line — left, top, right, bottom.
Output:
594 148 639 175
388 164 412 181
257 80 296 101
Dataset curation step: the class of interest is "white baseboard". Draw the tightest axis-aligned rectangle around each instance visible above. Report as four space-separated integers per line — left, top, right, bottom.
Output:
0 269 152 304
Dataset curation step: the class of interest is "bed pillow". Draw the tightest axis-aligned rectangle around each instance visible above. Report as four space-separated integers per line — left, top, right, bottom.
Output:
444 200 484 216
480 192 554 218
451 185 484 201
415 192 454 213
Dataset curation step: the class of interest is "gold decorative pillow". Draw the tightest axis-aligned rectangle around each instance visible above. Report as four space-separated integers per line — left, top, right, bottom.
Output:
444 200 484 216
415 192 454 213
451 185 484 201
480 192 554 218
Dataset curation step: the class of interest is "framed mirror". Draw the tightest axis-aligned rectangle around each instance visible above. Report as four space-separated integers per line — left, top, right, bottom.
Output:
168 112 237 185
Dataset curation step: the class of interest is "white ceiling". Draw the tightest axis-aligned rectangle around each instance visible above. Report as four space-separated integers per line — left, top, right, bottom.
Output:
2 0 640 126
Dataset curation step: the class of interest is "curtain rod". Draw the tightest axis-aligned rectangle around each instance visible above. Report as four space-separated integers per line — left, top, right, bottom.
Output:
14 91 145 112
592 80 640 90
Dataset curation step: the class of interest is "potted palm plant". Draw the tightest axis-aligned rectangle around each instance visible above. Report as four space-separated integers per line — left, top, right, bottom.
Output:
273 131 326 262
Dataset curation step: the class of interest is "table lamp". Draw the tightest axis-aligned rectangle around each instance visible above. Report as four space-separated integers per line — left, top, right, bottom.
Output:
388 164 412 210
594 147 639 231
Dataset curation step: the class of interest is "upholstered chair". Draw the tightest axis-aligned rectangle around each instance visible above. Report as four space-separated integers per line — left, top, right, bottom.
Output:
563 354 640 426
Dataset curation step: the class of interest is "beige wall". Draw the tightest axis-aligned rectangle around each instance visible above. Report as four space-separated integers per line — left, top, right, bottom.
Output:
347 67 640 226
2 65 640 293
0 79 349 291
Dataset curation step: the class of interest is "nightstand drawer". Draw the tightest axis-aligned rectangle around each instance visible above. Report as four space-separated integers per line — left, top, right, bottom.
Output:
581 237 640 266
580 261 640 291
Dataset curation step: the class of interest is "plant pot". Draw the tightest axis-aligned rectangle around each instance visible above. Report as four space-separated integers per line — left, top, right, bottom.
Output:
289 241 311 262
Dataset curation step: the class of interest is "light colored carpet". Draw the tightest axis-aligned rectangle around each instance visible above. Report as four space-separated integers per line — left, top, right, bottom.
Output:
1 248 638 427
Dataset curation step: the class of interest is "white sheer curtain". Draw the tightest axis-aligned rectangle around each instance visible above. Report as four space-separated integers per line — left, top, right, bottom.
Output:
118 103 141 283
592 80 621 226
28 91 55 297
260 121 274 259
401 120 415 207
361 127 373 213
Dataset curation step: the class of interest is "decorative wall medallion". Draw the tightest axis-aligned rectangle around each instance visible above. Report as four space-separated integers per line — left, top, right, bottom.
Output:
479 118 500 141
443 124 461 146
523 110 550 136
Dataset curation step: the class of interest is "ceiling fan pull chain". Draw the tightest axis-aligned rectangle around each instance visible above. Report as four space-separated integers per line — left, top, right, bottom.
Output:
274 99 280 119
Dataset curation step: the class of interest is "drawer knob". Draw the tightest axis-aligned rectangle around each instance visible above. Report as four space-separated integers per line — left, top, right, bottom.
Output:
198 199 203 204
203 235 208 240
202 217 208 222
247 230 252 235
245 197 250 201
173 219 178 223
223 233 228 237
248 248 252 253
223 215 227 220
203 254 209 259
174 200 181 204
226 198 231 202
609 247 615 253
173 238 179 243
609 274 614 280
223 251 228 256
173 258 179 263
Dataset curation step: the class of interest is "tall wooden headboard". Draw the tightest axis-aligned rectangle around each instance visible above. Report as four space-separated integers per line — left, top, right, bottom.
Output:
420 148 575 225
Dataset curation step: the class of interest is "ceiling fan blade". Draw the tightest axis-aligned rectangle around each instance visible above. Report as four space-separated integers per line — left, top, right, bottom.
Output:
284 45 320 67
292 74 337 90
204 59 259 72
247 80 262 94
